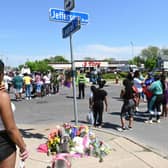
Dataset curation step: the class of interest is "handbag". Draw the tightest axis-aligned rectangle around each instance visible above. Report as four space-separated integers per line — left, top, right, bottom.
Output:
86 110 94 125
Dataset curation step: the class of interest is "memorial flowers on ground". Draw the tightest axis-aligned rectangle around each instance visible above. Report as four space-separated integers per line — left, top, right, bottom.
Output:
37 123 111 162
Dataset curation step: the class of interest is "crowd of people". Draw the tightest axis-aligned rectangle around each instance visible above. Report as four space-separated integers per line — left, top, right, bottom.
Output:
118 69 168 131
1 58 168 167
88 68 168 131
3 69 65 101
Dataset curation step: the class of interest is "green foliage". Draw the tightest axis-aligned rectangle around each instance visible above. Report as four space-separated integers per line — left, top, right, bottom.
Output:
119 72 128 78
144 57 157 71
52 56 69 63
26 60 53 73
140 46 159 70
83 57 95 60
19 55 69 73
129 56 144 66
103 58 116 63
129 46 160 70
101 71 131 80
43 56 69 63
102 73 115 79
18 64 24 70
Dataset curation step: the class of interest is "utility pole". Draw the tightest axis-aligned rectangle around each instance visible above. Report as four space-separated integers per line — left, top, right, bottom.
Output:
130 41 134 58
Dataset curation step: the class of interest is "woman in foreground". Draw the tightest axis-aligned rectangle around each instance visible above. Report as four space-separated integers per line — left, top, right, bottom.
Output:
0 60 29 168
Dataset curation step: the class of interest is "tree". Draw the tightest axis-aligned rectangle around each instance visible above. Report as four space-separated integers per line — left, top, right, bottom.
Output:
51 56 69 63
129 56 144 66
18 55 69 73
137 46 159 70
26 60 53 73
103 58 116 63
83 57 95 60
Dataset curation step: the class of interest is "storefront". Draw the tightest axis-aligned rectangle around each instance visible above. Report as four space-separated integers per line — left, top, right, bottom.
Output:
48 60 109 72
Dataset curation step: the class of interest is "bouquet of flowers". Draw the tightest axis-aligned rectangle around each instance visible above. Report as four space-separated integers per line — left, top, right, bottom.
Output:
37 123 111 162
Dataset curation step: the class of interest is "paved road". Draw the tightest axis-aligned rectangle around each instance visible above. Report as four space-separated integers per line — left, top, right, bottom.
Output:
12 83 168 158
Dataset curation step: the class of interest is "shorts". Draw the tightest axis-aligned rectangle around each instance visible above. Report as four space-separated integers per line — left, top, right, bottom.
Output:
121 99 135 118
0 131 16 162
14 88 23 94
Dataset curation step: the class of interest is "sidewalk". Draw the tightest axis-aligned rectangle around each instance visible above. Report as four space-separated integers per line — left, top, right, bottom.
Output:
16 124 168 168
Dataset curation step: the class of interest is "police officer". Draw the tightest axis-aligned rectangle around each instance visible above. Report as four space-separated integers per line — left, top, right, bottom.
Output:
77 70 87 99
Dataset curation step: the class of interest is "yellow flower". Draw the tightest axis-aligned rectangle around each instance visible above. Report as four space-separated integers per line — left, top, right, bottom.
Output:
54 137 60 143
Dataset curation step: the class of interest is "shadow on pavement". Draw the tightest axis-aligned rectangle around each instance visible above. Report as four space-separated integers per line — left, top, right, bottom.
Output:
111 96 123 101
109 112 120 116
103 122 121 130
20 128 47 139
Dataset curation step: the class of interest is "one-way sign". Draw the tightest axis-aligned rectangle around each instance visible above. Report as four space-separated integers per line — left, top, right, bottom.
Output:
64 0 75 11
62 17 81 38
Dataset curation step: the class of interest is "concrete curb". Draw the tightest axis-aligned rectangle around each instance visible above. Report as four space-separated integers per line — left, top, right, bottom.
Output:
92 126 168 160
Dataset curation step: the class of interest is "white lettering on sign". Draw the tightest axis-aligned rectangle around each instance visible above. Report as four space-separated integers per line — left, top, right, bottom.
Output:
51 11 77 22
53 11 74 21
49 8 89 25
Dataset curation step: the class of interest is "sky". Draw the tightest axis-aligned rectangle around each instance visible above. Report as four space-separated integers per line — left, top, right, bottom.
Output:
1 0 168 67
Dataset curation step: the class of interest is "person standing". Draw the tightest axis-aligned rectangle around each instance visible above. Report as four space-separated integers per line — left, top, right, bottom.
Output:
0 60 29 168
145 75 163 123
43 72 51 96
133 70 144 111
119 72 135 131
34 72 43 98
51 71 59 94
143 73 154 113
89 85 97 110
92 80 108 128
77 70 87 99
12 71 24 101
160 74 168 118
23 73 32 100
3 72 12 93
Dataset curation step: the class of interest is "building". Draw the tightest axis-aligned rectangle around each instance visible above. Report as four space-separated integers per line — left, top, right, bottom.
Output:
158 55 168 71
48 60 109 72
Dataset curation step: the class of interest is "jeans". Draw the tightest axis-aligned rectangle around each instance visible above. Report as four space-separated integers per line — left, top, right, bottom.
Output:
25 84 31 98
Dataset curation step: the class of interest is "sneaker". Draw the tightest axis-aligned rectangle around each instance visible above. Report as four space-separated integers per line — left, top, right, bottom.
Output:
128 126 133 130
144 120 153 124
156 119 160 123
117 127 127 132
135 107 139 112
26 97 29 100
97 125 102 128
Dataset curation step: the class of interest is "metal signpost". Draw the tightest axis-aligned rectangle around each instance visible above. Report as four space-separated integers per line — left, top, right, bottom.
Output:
49 1 88 125
62 17 81 125
69 33 78 125
49 8 89 25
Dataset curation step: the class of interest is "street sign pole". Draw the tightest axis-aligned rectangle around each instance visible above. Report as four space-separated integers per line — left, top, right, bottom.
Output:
62 17 81 125
49 0 88 125
70 34 78 125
